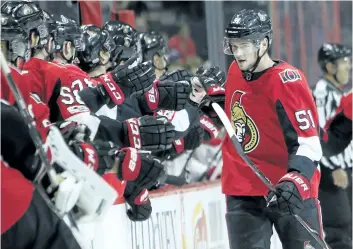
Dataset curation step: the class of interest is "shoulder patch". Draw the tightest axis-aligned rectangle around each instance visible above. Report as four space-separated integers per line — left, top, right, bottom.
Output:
278 69 302 83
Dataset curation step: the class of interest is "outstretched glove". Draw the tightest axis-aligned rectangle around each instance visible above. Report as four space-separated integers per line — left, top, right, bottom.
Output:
110 58 156 97
189 75 225 107
195 66 226 86
116 147 165 189
123 115 176 152
69 140 117 175
55 121 91 143
136 80 191 112
124 182 152 221
160 69 194 82
267 171 314 213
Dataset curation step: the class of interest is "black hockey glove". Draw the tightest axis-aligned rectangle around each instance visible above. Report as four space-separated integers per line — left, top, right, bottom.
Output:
156 80 191 111
124 182 152 221
69 140 117 175
195 66 226 86
160 69 194 82
200 115 221 142
183 124 204 150
123 115 176 152
116 147 165 189
110 58 156 97
135 80 191 112
55 121 91 143
189 76 225 108
267 172 314 213
95 73 125 108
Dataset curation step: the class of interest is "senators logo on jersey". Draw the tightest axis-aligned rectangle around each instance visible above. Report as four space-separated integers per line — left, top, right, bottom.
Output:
230 91 259 153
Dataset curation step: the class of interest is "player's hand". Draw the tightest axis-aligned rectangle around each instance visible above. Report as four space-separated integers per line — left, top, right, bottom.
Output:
69 140 117 175
123 115 176 152
96 73 125 108
110 57 156 97
160 69 194 82
115 147 165 189
124 182 152 221
267 172 314 213
189 76 225 108
332 168 349 189
183 124 204 150
200 115 220 142
156 80 191 111
195 66 226 86
55 121 91 143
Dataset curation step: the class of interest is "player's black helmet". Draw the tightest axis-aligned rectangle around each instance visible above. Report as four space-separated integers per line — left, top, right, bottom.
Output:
1 12 30 63
139 31 169 69
318 43 352 71
50 14 83 54
6 2 52 49
103 20 137 66
224 9 272 55
77 25 116 71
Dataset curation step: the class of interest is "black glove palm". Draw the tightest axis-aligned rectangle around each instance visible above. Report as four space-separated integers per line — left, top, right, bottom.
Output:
111 58 156 97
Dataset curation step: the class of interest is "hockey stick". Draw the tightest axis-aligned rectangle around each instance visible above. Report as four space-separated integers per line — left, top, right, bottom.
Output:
211 102 330 249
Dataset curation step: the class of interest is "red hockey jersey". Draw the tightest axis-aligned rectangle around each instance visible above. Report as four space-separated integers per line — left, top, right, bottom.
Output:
222 61 322 196
1 160 34 234
1 66 51 140
23 58 126 203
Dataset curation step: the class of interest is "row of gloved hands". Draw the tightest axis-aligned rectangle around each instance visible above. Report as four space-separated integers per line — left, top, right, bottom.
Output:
55 121 165 221
98 54 226 115
109 58 321 219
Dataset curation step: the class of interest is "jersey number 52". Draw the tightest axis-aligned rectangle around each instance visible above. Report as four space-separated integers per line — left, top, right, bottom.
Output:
60 79 95 105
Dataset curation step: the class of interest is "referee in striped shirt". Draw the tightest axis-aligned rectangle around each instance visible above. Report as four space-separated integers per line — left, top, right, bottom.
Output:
313 43 352 249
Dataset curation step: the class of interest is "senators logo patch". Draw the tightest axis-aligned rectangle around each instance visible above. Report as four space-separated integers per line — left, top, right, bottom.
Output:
279 69 302 83
230 91 260 153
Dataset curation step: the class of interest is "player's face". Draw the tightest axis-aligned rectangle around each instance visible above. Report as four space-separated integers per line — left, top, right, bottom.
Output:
335 57 352 85
229 39 258 71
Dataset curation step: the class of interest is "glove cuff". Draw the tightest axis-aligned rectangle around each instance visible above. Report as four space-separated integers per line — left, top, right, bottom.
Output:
124 118 142 149
279 172 312 200
116 148 141 181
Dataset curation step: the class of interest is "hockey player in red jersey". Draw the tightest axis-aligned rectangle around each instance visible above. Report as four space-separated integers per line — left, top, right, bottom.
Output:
221 9 323 248
4 2 175 152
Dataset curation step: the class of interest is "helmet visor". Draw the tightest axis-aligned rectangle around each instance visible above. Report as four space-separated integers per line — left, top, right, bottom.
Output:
223 37 258 56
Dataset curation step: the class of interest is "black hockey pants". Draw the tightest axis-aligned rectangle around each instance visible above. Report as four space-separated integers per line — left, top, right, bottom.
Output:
1 189 82 249
225 195 324 249
319 166 352 249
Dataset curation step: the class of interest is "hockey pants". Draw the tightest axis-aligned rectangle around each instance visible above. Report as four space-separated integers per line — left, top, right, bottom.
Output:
1 189 82 249
225 195 324 249
319 167 352 249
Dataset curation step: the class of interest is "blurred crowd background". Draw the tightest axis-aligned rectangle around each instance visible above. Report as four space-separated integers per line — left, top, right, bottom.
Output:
34 0 352 89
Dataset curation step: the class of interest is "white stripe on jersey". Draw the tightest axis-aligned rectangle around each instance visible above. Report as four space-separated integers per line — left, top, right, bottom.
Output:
313 78 352 169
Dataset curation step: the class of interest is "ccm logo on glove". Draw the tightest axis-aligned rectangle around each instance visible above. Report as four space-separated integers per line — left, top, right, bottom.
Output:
120 148 141 181
280 172 311 199
101 73 124 104
126 118 142 149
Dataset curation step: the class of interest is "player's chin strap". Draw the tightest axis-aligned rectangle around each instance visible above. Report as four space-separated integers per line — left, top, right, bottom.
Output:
210 102 330 249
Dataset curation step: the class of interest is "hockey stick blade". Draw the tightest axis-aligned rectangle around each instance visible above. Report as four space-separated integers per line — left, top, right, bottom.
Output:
211 102 329 249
